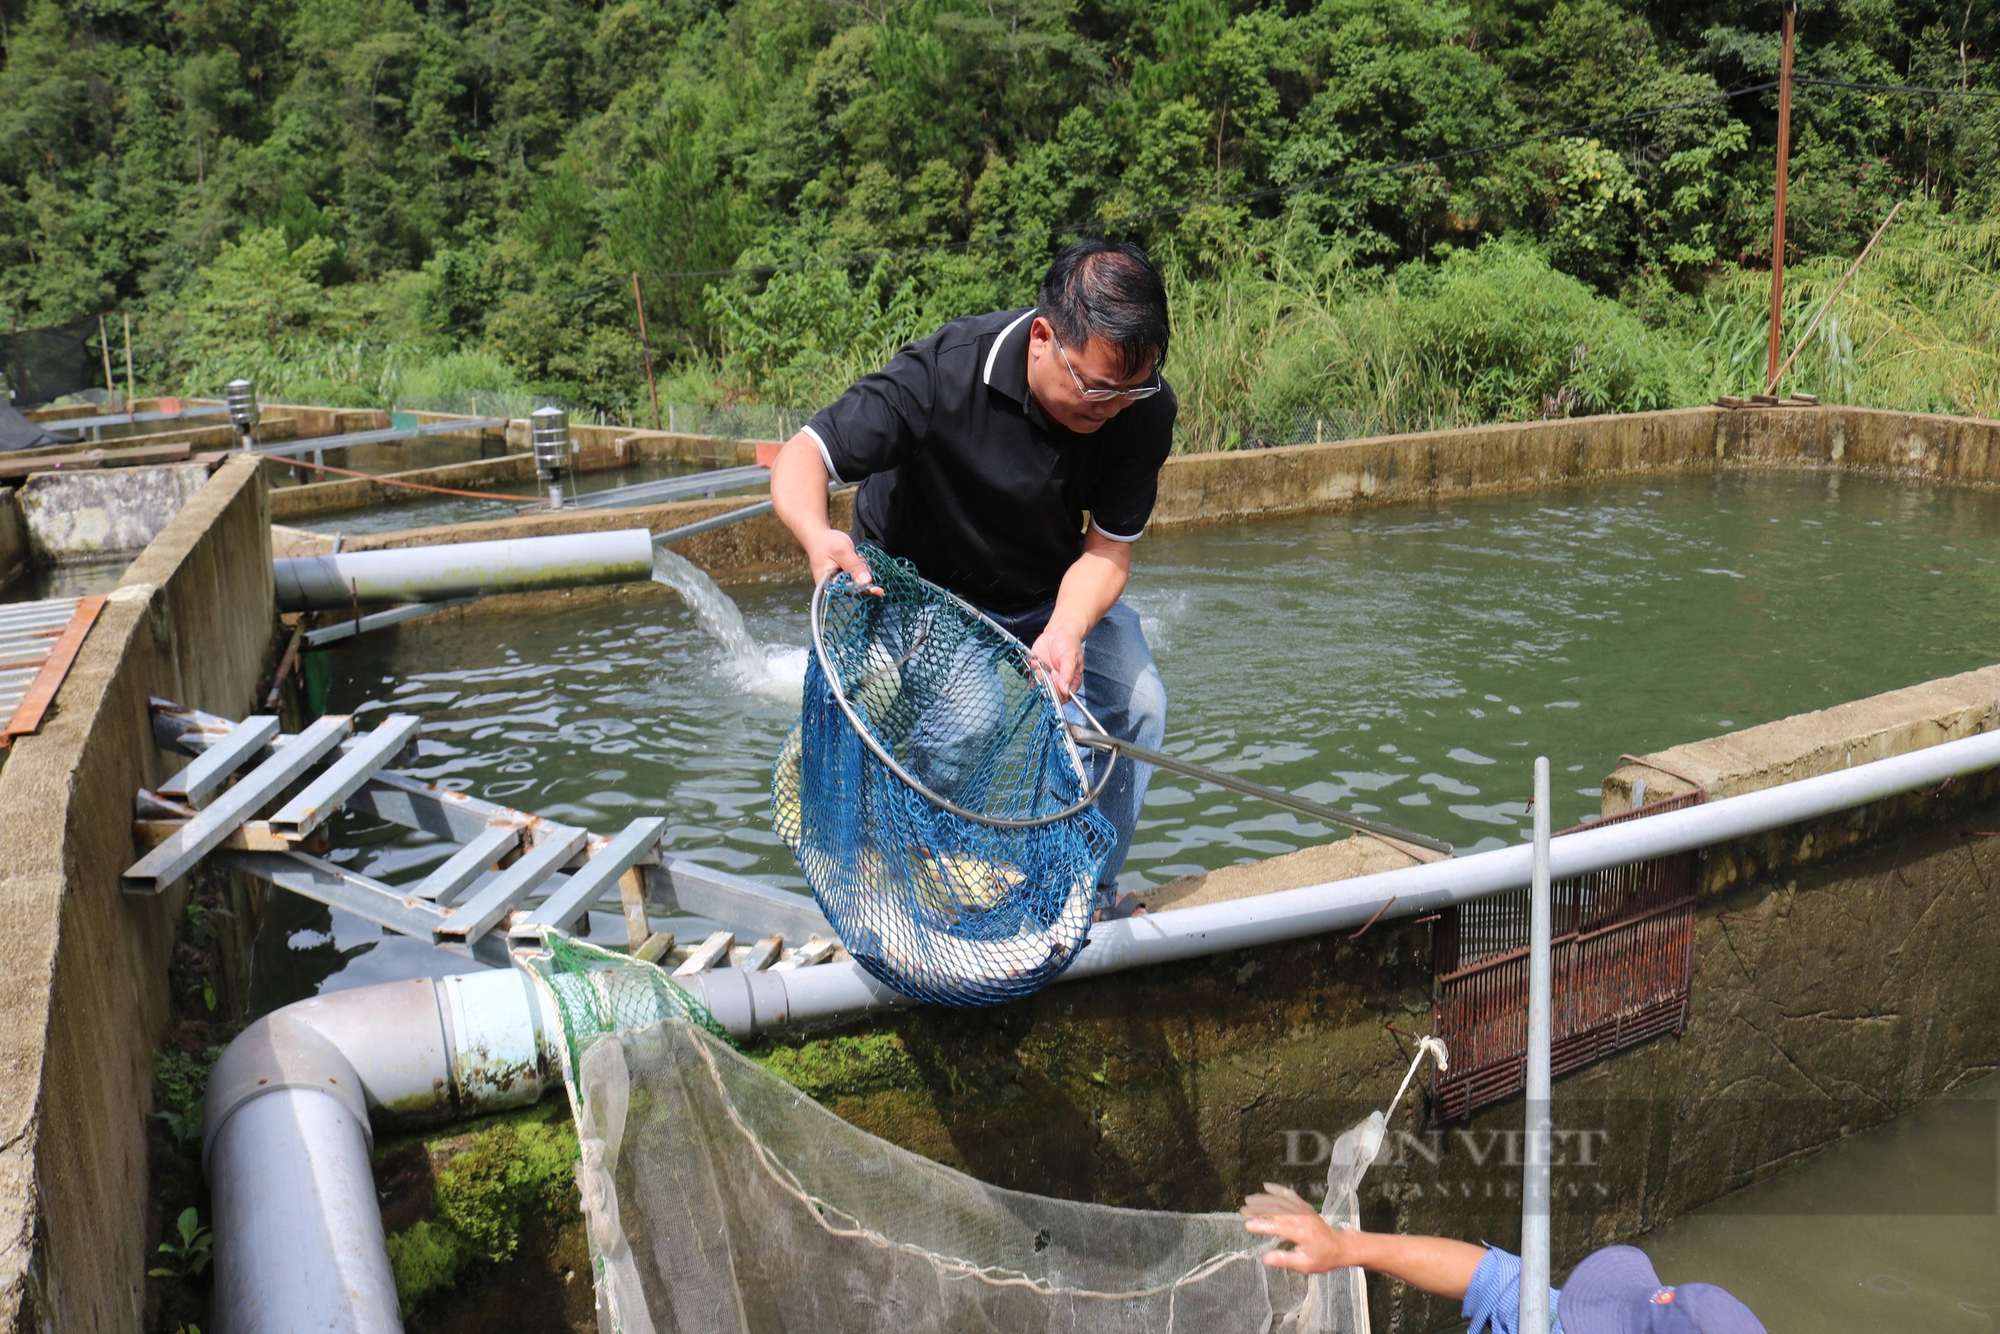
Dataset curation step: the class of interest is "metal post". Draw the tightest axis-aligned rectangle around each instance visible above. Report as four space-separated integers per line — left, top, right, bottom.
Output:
1520 755 1553 1334
122 312 135 416
97 314 117 412
1766 0 1797 391
632 272 661 432
530 405 570 510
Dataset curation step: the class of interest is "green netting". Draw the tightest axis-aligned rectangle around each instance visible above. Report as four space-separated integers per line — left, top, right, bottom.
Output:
516 936 1394 1334
532 934 732 1076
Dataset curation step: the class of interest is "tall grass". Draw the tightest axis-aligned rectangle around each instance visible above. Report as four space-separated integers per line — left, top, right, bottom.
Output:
1700 209 2000 419
167 218 2000 442
1168 243 1706 452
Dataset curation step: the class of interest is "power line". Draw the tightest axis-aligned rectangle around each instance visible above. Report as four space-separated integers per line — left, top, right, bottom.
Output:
1797 78 2000 99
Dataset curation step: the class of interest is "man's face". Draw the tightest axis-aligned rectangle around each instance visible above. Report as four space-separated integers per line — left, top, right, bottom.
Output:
1024 317 1158 434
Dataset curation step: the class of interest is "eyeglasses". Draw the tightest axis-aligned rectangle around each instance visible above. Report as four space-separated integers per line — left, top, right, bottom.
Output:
1052 333 1162 402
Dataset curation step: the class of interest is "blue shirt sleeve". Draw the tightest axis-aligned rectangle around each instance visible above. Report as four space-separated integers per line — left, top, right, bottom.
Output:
1461 1248 1563 1334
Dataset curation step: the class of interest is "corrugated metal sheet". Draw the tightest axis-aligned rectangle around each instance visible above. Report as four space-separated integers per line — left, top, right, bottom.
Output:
0 597 82 721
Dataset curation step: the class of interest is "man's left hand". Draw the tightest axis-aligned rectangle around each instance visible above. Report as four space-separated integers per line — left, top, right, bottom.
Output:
1030 626 1085 700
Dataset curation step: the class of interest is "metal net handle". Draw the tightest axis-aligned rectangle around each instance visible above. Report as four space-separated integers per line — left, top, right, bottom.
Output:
808 573 1116 830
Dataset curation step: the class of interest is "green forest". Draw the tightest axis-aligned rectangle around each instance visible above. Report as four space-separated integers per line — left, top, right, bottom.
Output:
3 0 1997 446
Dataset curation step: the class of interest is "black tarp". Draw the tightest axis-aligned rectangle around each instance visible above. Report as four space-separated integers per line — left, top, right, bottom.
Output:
0 401 61 453
6 315 102 410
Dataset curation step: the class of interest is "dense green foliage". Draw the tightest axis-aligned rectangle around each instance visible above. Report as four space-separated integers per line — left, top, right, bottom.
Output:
3 0 1996 438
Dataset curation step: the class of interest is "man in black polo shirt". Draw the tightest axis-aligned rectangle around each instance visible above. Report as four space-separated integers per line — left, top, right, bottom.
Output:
770 239 1174 918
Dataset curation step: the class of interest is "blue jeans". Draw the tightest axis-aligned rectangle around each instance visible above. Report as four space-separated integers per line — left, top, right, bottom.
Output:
980 600 1167 894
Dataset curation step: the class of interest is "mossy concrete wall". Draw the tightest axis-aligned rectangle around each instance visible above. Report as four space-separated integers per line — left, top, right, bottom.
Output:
0 456 276 1332
267 403 2000 597
747 643 2000 1329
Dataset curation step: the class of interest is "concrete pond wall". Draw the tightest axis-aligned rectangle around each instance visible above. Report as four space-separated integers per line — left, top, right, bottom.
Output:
5 401 2000 1330
0 457 275 1332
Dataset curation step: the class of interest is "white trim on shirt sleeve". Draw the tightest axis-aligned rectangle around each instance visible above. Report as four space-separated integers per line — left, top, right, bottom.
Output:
982 308 1037 386
1090 517 1144 543
800 423 843 485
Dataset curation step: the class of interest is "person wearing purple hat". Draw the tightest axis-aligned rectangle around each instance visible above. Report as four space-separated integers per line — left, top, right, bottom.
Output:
1241 1186 1767 1334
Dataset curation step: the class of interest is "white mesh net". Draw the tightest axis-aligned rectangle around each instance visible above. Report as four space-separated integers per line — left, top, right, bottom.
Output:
529 943 1425 1334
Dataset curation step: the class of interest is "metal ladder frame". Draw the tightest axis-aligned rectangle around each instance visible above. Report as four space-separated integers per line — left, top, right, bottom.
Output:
123 700 836 973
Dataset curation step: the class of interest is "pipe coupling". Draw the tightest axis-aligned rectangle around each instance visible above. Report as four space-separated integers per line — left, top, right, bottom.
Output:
201 1009 369 1173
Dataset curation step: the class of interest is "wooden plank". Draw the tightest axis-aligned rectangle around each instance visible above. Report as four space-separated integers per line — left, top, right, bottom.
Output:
1 596 106 745
772 937 838 972
672 931 734 977
515 817 667 935
0 449 104 479
267 714 421 838
738 937 782 972
633 932 675 964
617 867 650 950
121 714 352 894
134 819 303 853
409 824 522 902
156 714 282 807
434 824 587 944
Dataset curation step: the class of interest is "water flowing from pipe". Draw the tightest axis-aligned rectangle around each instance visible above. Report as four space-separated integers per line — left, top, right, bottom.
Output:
650 546 806 696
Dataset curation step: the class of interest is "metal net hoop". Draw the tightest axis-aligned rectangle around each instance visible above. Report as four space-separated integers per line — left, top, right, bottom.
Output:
775 546 1120 1007
807 557 1114 828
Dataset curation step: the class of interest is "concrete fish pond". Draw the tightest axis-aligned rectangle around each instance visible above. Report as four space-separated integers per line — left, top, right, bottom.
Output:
3 403 2000 1332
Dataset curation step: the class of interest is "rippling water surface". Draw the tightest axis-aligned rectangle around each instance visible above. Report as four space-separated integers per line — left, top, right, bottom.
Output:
256 470 2000 1006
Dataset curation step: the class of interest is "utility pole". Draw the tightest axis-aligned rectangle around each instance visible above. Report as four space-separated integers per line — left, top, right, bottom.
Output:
123 312 136 413
1766 0 1798 392
632 272 661 432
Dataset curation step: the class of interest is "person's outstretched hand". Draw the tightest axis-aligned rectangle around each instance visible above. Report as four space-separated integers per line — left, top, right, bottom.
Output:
1241 1185 1365 1275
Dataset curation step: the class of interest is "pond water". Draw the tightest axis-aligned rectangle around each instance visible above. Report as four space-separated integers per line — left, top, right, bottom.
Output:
252 467 2000 1007
1635 1071 1999 1334
295 459 761 536
0 558 130 603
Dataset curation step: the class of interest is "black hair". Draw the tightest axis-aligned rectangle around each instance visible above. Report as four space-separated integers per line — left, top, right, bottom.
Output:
1037 239 1171 379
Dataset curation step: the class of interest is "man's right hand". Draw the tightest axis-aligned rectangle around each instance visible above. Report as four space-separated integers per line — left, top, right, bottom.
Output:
805 528 875 590
771 430 877 591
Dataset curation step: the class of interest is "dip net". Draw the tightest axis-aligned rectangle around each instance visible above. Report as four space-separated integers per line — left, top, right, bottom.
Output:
773 546 1116 1006
525 937 1394 1334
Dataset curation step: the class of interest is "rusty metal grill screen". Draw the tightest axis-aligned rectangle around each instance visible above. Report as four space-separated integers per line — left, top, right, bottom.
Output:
1430 791 1702 1121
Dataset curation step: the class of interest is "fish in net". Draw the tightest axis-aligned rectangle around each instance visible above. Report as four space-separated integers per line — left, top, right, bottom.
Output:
525 936 1433 1334
772 546 1117 1006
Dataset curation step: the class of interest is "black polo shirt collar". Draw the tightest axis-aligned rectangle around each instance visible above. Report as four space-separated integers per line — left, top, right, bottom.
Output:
804 305 1177 612
982 307 1040 419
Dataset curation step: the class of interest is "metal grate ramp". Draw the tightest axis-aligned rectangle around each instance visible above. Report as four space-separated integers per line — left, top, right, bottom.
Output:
123 701 837 974
1429 790 1703 1121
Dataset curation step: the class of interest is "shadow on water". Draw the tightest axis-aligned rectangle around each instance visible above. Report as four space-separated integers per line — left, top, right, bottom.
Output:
1636 1072 2000 1333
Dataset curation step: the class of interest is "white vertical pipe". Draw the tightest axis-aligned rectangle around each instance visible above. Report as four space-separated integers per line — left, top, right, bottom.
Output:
1520 756 1553 1334
208 1090 403 1334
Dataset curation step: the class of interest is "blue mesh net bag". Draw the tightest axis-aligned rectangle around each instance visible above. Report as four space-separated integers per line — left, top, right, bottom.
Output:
772 545 1116 1007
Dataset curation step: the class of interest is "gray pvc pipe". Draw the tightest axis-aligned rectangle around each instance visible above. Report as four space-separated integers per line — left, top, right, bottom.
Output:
205 969 552 1334
678 725 2000 1036
272 529 656 612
